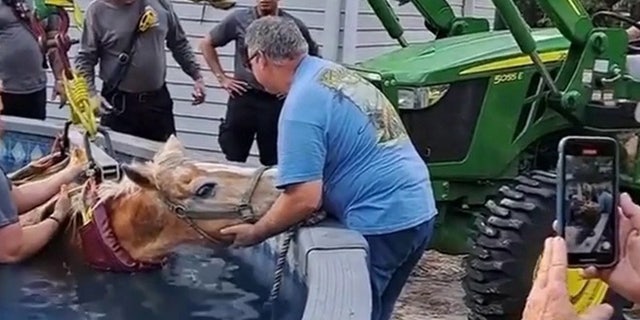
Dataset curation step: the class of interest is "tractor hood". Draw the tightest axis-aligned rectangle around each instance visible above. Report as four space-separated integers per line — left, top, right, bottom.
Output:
352 28 570 86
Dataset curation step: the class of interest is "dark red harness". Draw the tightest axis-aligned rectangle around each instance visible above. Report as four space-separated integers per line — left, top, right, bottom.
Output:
78 203 165 272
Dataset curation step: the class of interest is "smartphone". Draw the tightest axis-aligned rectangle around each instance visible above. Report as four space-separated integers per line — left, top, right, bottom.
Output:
557 136 619 268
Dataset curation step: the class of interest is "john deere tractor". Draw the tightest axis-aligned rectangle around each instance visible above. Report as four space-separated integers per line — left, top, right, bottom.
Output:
349 0 640 319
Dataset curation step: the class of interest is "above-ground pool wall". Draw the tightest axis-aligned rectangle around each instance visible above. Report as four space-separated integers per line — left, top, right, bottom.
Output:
2 116 373 320
233 219 371 320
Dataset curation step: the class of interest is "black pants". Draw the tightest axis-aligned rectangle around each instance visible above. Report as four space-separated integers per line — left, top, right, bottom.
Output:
100 85 176 142
0 88 47 120
218 89 283 166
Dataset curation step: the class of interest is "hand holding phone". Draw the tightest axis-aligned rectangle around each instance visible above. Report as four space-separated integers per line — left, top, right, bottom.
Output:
581 193 640 303
557 136 619 268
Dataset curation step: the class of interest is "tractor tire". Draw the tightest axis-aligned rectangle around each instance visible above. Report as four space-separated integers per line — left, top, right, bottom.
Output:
462 170 622 320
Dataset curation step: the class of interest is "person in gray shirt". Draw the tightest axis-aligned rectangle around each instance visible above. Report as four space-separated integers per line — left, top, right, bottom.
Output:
0 155 83 263
200 0 319 166
0 0 67 120
74 0 215 142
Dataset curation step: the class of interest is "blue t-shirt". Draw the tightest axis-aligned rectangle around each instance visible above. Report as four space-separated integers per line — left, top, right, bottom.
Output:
276 56 438 235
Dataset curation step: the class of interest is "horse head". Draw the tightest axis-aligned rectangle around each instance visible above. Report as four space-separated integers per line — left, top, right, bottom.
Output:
102 135 280 263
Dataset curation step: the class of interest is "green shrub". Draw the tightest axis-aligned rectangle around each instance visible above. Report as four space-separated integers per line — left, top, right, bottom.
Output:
511 0 639 28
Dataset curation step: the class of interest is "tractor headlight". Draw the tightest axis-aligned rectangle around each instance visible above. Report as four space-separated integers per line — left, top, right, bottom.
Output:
397 85 450 110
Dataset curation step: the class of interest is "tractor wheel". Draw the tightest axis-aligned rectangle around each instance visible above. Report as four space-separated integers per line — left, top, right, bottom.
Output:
462 170 621 320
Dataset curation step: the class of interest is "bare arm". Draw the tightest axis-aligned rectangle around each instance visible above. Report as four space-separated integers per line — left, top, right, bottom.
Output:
74 5 100 92
11 167 78 214
252 181 322 239
0 219 60 263
200 12 237 84
165 3 202 81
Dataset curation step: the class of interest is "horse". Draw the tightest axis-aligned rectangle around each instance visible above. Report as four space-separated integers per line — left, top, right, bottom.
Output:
15 135 284 272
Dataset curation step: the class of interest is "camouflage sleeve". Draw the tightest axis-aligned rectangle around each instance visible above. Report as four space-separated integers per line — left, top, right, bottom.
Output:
165 2 202 81
42 11 65 81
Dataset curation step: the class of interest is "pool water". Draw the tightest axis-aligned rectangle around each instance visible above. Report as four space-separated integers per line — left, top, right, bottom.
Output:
0 131 307 320
0 246 303 320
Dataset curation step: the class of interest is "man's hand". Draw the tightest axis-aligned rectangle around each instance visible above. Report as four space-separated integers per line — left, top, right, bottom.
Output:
50 184 72 223
628 26 640 42
192 77 206 105
64 147 87 181
220 223 266 247
52 80 67 105
219 76 248 98
523 237 613 320
582 193 640 302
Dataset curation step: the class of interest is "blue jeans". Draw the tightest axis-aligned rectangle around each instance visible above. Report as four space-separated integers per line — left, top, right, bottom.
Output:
365 217 436 320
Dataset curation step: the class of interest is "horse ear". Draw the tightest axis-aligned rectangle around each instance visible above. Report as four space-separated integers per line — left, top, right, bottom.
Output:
154 134 185 160
165 135 185 152
122 163 155 189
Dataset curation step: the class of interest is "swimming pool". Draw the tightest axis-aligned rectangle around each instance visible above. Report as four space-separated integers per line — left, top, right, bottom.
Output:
0 124 305 320
0 116 372 320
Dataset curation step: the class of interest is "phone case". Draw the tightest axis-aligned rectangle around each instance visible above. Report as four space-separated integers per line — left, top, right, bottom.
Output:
556 135 619 268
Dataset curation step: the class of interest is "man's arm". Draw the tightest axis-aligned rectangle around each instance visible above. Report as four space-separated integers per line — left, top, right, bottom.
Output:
165 3 202 81
11 166 78 214
291 17 320 57
0 219 60 263
74 4 100 92
199 12 237 83
252 92 328 239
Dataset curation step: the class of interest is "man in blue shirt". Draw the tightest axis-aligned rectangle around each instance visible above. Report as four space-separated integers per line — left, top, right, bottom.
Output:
221 16 438 320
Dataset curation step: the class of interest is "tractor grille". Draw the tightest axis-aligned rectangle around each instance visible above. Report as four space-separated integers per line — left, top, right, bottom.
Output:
398 78 489 163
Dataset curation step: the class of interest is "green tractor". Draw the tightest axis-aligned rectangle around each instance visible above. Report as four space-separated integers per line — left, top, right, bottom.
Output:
349 0 640 319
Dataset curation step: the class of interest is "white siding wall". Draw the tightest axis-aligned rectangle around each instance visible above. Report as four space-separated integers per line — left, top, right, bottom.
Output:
473 0 496 26
42 0 494 158
349 0 464 62
43 0 327 159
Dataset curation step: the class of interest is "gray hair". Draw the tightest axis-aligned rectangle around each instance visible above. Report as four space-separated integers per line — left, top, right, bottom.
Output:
245 16 308 63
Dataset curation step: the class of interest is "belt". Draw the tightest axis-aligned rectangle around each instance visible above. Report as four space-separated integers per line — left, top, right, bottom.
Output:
119 88 163 103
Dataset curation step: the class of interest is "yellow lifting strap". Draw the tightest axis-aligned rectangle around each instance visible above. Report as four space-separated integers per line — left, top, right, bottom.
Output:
40 0 99 138
62 72 100 139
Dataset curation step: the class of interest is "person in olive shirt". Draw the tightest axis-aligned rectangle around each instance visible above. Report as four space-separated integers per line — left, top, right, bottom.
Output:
200 0 319 166
0 0 66 120
75 0 207 142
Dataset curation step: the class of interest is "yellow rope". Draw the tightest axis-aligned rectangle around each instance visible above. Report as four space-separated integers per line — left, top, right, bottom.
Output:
62 71 100 138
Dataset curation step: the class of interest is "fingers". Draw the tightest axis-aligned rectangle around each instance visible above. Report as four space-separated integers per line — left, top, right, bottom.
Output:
231 82 248 93
620 193 640 230
619 209 631 257
581 266 601 279
580 304 613 320
535 237 553 289
220 224 242 235
626 229 640 256
549 236 568 283
59 184 68 195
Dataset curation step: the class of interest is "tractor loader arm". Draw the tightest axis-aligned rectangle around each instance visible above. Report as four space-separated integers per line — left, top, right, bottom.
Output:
492 0 640 126
367 0 489 47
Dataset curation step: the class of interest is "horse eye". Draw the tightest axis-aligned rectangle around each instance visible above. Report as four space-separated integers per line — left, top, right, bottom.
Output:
196 183 217 197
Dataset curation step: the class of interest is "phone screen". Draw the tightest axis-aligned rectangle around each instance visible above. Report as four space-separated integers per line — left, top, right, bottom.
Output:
559 137 618 267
